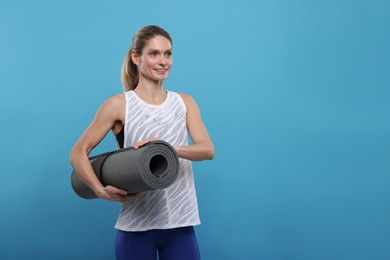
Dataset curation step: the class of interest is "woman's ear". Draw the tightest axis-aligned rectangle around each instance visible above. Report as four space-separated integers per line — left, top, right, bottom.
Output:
131 50 140 65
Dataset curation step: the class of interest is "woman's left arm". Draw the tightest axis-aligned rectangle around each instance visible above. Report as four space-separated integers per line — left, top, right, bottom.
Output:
175 93 214 161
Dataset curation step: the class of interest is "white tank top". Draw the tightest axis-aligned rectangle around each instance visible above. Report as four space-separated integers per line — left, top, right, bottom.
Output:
114 90 200 231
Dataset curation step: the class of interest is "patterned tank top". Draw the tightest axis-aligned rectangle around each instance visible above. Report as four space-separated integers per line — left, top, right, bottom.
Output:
114 90 200 231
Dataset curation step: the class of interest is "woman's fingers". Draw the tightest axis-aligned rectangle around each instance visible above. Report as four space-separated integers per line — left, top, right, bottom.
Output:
133 137 159 149
98 185 140 202
133 140 149 149
123 193 141 201
105 185 128 196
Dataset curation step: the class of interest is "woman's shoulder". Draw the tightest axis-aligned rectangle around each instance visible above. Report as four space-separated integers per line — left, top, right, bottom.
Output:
174 92 197 104
172 91 199 113
173 91 193 102
97 93 126 117
104 93 125 107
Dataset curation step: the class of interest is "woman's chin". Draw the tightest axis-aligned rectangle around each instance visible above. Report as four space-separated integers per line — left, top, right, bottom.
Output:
153 74 169 81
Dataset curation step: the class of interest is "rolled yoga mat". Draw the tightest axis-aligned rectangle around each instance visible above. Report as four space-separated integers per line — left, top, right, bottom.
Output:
71 140 179 199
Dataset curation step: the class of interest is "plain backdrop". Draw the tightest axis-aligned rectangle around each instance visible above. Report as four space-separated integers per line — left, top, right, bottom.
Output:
0 0 389 259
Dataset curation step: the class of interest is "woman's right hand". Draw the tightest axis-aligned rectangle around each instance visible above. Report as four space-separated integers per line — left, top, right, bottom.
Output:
96 185 140 202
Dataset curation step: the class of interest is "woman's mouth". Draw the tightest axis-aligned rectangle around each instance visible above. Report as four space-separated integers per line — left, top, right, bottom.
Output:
154 69 168 73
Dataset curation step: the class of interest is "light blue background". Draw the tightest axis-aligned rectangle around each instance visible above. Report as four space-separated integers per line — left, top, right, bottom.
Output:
1 0 389 259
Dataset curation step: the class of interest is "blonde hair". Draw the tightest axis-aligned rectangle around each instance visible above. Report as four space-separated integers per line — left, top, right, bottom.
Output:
121 25 173 91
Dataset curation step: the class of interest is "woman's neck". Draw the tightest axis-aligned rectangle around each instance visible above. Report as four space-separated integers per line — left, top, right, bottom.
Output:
134 78 167 105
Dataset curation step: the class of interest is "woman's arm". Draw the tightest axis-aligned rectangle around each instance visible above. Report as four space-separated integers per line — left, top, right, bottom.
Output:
69 94 136 202
175 93 214 161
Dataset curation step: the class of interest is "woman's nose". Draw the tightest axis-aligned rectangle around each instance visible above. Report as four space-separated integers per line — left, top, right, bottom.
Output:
159 55 166 65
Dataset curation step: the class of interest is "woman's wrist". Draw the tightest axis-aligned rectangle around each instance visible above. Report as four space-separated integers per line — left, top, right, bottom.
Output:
173 144 214 161
92 184 106 197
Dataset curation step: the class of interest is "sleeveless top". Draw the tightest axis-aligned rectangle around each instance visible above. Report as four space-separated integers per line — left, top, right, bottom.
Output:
114 90 200 231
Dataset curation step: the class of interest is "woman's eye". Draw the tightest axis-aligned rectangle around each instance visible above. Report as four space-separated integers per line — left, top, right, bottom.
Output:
165 52 172 57
150 51 158 57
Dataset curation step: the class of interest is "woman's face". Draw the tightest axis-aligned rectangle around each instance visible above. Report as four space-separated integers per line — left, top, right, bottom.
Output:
134 35 172 82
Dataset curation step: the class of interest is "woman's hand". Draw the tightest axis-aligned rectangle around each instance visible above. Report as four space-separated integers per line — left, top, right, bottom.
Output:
96 185 140 202
133 137 160 149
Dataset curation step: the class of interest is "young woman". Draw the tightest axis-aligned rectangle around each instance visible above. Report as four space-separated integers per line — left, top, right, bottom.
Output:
69 25 214 260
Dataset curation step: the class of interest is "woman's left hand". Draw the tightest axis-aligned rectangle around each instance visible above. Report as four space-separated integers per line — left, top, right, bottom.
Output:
133 137 160 149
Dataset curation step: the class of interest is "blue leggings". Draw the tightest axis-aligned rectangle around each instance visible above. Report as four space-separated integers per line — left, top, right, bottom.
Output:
115 226 200 260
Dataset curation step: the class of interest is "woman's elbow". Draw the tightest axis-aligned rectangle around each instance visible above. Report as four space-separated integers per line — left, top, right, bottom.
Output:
69 148 77 167
69 145 84 167
207 144 215 160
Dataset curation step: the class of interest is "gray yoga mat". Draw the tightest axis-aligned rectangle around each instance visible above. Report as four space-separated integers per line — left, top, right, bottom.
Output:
71 140 179 199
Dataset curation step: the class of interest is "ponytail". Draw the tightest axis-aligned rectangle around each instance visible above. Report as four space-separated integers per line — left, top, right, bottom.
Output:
121 48 139 91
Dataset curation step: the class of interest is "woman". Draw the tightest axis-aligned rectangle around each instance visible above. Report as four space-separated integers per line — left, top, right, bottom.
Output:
69 25 214 260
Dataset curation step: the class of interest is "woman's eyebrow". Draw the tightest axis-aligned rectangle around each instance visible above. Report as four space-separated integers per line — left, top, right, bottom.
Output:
147 48 172 52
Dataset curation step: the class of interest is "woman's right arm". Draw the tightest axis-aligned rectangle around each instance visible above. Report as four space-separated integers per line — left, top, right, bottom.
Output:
69 94 135 202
